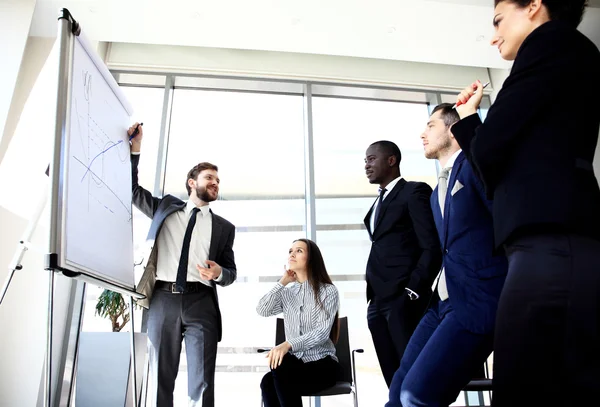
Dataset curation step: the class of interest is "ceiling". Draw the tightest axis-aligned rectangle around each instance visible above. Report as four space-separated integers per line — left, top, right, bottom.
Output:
29 0 600 70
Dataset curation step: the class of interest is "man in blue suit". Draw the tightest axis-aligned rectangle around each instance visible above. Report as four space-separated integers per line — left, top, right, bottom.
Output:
386 103 508 407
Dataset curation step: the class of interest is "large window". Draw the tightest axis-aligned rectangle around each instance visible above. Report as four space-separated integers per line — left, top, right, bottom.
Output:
100 74 490 406
312 96 435 406
164 88 306 406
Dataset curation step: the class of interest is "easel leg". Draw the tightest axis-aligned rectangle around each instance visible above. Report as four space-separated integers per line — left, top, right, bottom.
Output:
129 295 138 407
46 270 55 407
0 268 18 306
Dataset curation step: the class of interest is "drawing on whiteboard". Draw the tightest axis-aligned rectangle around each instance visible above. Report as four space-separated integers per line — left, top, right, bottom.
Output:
71 69 132 221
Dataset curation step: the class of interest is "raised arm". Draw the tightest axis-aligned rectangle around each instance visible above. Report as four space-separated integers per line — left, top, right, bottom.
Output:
256 283 285 317
257 267 297 317
452 26 584 196
128 123 160 218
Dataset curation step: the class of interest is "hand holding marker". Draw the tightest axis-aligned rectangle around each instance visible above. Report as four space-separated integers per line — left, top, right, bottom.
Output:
129 122 143 141
453 82 490 109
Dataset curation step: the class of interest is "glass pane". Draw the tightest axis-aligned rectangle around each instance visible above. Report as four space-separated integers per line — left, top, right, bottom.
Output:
312 97 436 197
164 88 306 406
312 96 436 406
164 89 305 199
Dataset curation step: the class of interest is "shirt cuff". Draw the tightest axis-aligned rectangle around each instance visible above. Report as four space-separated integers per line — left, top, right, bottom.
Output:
214 271 224 282
130 151 140 155
287 336 303 353
405 288 419 300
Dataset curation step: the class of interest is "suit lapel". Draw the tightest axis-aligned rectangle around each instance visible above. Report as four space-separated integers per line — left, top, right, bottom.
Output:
364 200 376 240
373 179 406 238
209 211 222 262
149 201 186 240
431 185 445 244
442 153 465 247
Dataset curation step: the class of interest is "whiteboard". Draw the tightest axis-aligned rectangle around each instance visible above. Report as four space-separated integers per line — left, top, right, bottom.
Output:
57 33 134 290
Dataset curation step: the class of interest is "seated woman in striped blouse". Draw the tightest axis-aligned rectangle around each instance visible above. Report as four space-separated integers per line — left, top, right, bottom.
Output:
257 238 341 407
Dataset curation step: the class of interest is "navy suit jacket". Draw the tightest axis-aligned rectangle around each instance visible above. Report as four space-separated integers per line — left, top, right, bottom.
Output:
431 152 507 334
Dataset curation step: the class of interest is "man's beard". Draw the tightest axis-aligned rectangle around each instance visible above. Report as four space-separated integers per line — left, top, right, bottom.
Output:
425 136 452 160
196 185 217 202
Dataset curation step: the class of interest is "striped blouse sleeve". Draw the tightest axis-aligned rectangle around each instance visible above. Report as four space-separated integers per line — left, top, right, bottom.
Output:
287 284 339 353
256 282 285 317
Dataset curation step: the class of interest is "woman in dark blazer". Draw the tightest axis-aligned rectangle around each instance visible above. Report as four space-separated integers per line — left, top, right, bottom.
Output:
451 1 600 406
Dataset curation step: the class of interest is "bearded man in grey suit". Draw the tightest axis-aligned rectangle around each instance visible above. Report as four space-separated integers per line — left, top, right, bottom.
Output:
128 123 237 407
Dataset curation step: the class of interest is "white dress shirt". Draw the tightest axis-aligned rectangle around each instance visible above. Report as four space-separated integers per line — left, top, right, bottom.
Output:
155 200 222 285
369 175 403 233
257 281 339 363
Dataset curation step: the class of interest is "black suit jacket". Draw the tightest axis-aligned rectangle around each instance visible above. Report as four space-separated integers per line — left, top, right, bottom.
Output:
364 179 442 302
452 21 600 248
131 154 236 341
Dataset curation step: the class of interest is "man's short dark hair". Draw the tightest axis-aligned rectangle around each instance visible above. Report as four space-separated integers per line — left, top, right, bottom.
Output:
186 162 218 195
494 0 588 28
431 103 460 127
370 140 402 167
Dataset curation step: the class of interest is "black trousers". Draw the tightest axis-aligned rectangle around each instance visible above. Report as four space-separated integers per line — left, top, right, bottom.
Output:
147 284 218 407
493 233 600 407
367 294 426 387
260 354 340 407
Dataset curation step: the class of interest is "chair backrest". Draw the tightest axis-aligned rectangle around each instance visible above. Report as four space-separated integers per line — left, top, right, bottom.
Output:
275 316 353 384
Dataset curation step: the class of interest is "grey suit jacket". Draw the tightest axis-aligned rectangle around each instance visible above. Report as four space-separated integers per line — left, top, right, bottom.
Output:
131 154 236 341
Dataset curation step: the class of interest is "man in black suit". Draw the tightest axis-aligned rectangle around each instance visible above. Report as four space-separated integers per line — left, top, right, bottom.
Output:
363 140 442 387
129 123 236 407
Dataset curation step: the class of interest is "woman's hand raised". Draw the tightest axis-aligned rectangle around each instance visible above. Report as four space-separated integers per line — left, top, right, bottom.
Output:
278 266 296 286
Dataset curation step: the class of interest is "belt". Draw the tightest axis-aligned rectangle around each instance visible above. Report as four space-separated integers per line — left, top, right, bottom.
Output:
155 280 211 294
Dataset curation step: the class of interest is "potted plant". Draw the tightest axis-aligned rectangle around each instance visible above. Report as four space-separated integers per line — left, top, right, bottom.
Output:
94 289 137 332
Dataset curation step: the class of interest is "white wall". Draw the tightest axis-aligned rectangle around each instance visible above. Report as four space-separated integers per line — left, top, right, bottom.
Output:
0 0 37 149
487 68 510 103
0 205 49 407
0 36 54 166
0 32 106 407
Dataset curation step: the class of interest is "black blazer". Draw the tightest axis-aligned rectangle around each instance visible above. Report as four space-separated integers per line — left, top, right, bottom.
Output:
364 179 442 302
452 21 600 248
131 154 237 341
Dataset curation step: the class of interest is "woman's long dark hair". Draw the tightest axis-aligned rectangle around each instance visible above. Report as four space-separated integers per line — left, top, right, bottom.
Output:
294 239 340 343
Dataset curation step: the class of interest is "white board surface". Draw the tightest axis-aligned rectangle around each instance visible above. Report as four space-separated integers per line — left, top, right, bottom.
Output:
62 34 134 290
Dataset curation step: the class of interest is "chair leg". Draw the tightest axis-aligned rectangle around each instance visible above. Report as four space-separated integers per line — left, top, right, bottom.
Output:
353 389 359 407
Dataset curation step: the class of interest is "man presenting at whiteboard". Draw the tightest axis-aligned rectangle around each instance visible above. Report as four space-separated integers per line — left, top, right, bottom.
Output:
128 123 237 407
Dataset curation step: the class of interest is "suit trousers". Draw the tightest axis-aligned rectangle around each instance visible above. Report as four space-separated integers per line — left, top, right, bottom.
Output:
493 233 600 407
367 294 426 387
386 296 493 407
146 286 219 407
260 353 340 407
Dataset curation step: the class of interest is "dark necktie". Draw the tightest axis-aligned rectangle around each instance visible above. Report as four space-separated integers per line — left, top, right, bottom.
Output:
176 207 200 292
374 187 387 227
